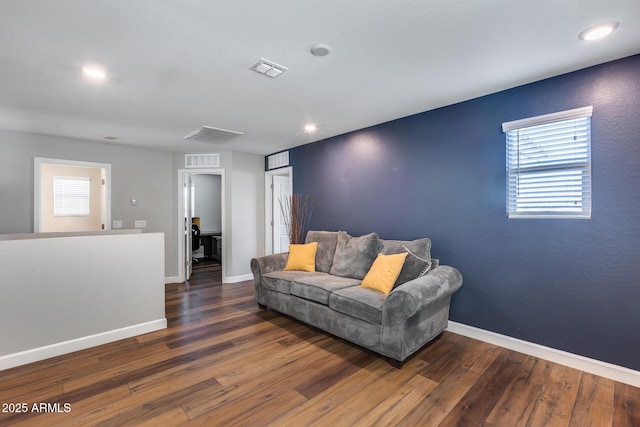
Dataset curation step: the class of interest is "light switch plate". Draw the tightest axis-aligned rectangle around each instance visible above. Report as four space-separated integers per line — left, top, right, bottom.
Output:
112 220 123 229
134 220 147 229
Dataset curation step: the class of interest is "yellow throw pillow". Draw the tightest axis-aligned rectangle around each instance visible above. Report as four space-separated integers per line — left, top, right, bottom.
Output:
284 242 318 272
361 252 408 295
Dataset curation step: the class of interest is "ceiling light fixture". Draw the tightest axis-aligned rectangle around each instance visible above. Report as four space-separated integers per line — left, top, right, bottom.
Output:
304 124 317 133
310 44 331 57
579 21 619 41
81 65 107 81
250 58 288 78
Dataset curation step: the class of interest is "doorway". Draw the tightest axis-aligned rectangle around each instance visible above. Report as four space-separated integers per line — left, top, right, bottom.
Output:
177 168 225 282
34 157 111 232
265 167 292 255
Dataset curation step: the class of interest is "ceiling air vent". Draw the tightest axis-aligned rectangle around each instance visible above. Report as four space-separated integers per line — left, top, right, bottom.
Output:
267 151 289 170
185 154 220 168
250 58 288 78
184 126 243 144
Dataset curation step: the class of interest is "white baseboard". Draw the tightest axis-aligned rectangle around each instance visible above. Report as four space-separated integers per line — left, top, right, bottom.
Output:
166 272 253 284
0 319 167 371
447 321 640 388
223 273 253 283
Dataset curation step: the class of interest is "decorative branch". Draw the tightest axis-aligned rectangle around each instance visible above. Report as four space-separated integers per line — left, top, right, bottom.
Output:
279 194 315 244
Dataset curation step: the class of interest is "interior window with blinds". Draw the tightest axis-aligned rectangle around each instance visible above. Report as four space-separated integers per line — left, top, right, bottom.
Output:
502 106 592 219
53 176 91 216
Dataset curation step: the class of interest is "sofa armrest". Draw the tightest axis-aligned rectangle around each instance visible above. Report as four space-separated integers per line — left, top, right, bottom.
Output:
250 253 288 285
383 265 463 324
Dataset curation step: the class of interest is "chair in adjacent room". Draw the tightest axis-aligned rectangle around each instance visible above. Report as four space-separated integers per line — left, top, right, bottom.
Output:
191 223 201 264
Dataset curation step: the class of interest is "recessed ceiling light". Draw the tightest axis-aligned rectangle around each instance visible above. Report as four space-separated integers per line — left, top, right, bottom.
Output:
304 124 317 133
81 65 107 81
579 21 619 41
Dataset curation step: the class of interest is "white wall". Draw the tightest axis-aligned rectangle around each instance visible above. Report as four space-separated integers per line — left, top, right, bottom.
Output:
0 232 166 370
0 130 266 281
229 151 264 280
38 162 104 232
173 151 265 282
192 174 221 233
0 130 176 276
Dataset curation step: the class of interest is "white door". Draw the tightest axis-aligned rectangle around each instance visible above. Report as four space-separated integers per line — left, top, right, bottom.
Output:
273 175 291 253
184 173 193 280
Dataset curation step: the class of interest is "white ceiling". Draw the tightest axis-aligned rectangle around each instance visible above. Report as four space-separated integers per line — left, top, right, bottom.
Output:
1 1 639 155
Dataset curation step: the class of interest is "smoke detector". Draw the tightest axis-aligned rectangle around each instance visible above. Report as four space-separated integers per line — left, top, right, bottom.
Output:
250 58 288 78
310 44 331 57
183 126 244 144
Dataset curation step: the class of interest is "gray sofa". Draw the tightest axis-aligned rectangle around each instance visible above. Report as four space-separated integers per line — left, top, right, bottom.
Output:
250 231 463 367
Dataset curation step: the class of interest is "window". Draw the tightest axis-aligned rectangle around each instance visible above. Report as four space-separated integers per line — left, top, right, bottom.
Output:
53 176 91 216
503 106 592 219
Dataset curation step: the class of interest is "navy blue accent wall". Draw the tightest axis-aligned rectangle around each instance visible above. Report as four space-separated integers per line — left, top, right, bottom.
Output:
288 54 640 370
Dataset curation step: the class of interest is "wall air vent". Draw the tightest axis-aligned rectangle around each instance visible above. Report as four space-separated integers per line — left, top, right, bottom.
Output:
267 151 289 170
250 58 288 78
184 126 243 144
185 154 220 168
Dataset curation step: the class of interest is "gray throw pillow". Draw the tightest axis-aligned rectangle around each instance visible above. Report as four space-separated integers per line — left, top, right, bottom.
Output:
395 247 432 286
379 238 432 287
305 230 339 273
379 238 431 259
329 232 379 280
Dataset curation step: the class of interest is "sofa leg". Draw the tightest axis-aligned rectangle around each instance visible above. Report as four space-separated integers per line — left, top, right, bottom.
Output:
257 302 267 310
387 357 405 369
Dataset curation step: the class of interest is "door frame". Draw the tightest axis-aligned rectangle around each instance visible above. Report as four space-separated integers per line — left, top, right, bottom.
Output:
264 166 293 255
184 173 193 280
177 168 225 283
34 157 111 232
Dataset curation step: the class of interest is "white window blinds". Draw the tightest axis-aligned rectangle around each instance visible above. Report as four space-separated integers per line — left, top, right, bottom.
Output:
53 176 91 216
503 106 592 219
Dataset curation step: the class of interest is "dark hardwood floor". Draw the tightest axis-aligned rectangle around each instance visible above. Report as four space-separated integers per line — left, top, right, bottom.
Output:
1 262 639 426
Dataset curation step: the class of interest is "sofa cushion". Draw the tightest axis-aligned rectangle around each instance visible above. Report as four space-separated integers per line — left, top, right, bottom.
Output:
290 275 361 305
284 242 318 272
305 231 339 273
329 286 385 325
361 252 408 295
262 270 325 294
379 238 432 286
329 232 379 280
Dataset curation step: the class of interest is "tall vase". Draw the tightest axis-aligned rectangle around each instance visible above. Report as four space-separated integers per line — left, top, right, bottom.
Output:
280 194 314 244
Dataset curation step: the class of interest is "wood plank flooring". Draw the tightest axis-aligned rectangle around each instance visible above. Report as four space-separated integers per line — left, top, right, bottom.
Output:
1 264 639 426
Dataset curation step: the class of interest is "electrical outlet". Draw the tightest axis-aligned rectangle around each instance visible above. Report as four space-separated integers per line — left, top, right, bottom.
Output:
134 220 147 229
112 220 123 229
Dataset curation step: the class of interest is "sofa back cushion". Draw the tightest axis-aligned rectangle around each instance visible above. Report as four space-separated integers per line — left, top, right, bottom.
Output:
329 232 379 280
379 237 432 286
305 231 339 273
